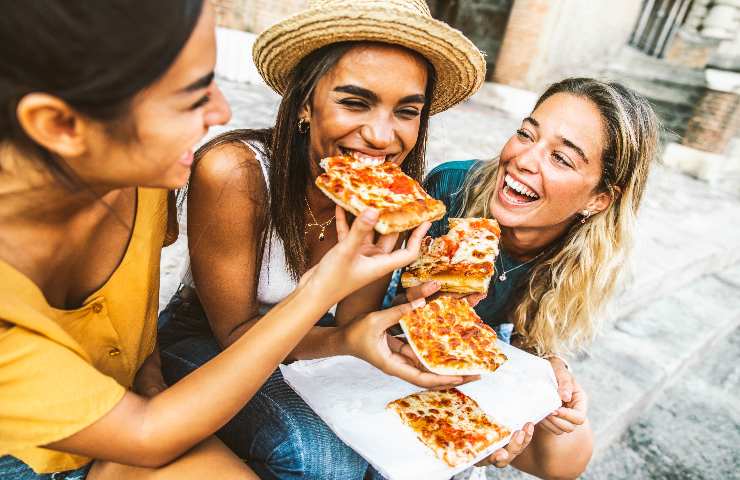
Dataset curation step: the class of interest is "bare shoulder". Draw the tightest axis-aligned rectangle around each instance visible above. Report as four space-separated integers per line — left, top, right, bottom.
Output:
190 139 267 203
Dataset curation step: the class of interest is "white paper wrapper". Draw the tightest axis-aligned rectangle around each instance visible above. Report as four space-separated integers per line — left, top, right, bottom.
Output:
280 340 561 480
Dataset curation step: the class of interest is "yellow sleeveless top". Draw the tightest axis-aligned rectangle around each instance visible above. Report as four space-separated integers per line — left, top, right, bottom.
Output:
0 188 168 473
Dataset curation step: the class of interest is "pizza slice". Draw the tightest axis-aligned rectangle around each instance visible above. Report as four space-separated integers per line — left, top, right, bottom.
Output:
315 155 446 234
398 296 507 376
387 388 510 467
401 217 501 294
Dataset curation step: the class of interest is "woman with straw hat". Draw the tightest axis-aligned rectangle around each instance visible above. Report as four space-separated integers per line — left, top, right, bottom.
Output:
156 0 508 478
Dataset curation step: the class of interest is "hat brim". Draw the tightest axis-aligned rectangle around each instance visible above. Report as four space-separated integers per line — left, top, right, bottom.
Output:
253 6 486 115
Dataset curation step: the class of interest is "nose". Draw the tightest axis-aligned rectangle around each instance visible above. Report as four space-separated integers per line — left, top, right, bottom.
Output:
514 142 542 174
360 114 395 150
204 83 231 127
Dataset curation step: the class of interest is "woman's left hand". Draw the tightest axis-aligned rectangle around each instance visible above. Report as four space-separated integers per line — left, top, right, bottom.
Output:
539 357 588 435
394 281 487 308
476 422 535 468
133 347 168 398
339 300 480 389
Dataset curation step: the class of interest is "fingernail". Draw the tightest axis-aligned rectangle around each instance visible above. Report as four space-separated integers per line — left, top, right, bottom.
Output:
410 298 426 309
362 208 379 221
517 431 525 443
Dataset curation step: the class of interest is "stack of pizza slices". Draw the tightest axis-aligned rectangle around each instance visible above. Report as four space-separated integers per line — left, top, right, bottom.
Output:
402 217 501 294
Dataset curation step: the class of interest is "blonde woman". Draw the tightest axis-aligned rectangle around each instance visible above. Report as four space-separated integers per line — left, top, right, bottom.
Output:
412 77 660 478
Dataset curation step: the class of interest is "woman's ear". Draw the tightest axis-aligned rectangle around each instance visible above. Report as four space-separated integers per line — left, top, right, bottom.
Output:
16 93 89 158
585 190 613 215
299 102 311 122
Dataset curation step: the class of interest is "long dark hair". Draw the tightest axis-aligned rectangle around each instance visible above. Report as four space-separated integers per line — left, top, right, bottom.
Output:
0 0 204 184
195 41 437 279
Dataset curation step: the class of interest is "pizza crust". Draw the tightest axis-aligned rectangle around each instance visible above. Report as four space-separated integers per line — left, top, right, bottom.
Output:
400 270 491 294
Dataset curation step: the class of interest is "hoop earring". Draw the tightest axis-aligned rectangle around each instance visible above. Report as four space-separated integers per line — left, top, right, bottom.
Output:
580 209 592 224
297 118 309 134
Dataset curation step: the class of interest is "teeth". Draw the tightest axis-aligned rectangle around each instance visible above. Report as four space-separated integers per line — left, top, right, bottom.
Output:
343 149 386 165
504 174 539 199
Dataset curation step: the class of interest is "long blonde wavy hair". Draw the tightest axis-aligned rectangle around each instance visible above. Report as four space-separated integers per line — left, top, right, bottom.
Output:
459 78 660 356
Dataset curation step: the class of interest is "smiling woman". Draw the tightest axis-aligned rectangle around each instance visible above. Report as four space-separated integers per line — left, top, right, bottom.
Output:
419 77 660 478
156 1 487 478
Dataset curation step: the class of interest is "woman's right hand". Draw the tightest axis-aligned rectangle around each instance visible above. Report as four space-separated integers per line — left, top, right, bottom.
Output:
302 207 429 302
339 300 480 388
394 281 487 308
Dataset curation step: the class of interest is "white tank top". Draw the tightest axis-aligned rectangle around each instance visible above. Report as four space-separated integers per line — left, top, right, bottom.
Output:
182 140 298 314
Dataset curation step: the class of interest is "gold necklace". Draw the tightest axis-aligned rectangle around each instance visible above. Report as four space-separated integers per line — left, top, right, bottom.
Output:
305 197 335 241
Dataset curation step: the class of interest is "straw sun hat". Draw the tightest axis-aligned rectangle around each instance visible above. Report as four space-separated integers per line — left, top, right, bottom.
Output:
252 0 486 115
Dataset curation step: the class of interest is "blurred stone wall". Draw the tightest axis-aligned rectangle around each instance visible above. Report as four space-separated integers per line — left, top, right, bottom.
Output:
211 0 306 33
428 0 514 80
493 0 643 91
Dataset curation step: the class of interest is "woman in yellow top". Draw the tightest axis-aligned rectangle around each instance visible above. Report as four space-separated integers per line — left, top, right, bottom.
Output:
0 1 431 479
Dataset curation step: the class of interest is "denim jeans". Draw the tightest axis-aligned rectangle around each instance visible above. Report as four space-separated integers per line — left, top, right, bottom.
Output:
157 289 374 480
0 456 90 480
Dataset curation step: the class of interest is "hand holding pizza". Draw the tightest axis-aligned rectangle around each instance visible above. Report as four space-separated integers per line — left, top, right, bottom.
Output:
476 422 535 468
394 281 487 308
303 207 429 303
339 300 479 389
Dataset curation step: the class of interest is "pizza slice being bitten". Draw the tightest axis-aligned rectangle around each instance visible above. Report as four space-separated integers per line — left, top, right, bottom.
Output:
401 217 501 294
387 388 510 467
315 155 447 234
398 296 507 376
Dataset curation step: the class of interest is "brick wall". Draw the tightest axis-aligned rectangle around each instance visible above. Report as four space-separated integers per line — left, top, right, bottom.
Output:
683 89 740 154
210 0 307 33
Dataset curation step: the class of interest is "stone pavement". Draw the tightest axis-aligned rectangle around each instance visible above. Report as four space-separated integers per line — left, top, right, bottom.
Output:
160 78 740 479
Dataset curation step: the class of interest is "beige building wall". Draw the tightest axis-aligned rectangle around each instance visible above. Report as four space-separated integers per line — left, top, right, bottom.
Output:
494 0 643 91
211 0 306 33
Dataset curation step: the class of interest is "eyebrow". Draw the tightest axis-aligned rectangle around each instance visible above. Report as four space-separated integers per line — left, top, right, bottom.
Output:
524 116 588 164
179 71 215 93
334 85 426 105
562 137 588 164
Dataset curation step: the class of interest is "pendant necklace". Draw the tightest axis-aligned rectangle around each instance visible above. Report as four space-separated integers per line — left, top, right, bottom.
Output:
497 250 544 281
305 197 335 241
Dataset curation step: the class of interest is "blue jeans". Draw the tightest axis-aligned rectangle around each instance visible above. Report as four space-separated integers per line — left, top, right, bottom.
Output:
157 289 374 480
0 456 90 480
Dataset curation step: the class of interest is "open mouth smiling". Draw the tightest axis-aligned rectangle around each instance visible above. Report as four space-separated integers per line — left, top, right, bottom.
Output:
501 173 540 205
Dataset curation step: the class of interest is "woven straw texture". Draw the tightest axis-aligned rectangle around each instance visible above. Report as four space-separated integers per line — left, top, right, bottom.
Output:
252 0 486 115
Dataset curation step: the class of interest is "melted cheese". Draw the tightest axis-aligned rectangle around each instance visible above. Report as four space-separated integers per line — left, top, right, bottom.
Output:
318 156 430 210
400 297 508 373
408 218 500 275
388 388 509 467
